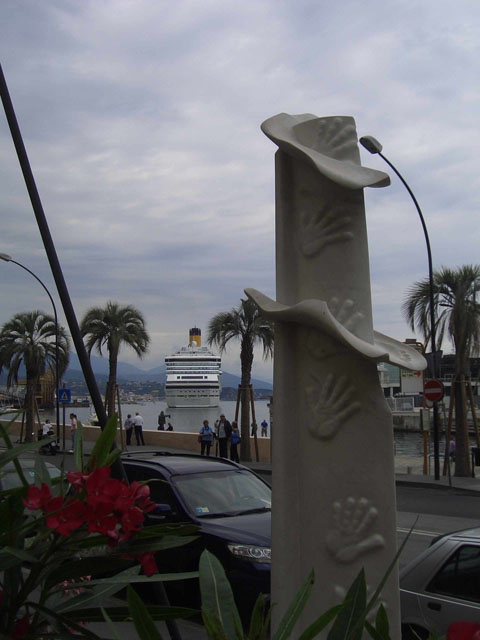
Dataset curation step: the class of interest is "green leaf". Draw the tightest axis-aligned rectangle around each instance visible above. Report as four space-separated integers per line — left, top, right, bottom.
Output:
365 620 389 640
54 566 140 612
272 569 315 640
297 604 345 640
366 518 418 618
375 604 390 640
34 451 56 488
117 535 198 554
127 584 164 640
247 592 266 640
65 604 198 622
199 549 243 640
86 415 118 471
23 600 103 639
327 569 367 640
202 609 229 640
100 606 124 640
45 555 136 590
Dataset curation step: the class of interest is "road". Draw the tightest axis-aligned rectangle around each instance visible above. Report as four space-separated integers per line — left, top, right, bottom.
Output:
396 484 480 569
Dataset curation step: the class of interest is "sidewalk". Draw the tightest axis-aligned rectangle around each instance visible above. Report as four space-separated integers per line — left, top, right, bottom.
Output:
75 439 480 495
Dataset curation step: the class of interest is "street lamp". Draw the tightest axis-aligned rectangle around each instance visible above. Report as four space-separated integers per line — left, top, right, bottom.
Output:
359 135 441 481
0 252 61 444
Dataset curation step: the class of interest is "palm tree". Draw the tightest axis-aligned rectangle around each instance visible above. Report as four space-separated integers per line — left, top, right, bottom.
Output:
403 265 480 476
80 302 150 417
207 298 274 461
0 311 70 442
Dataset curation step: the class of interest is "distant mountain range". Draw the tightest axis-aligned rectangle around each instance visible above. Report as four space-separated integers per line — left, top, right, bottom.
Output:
62 353 272 390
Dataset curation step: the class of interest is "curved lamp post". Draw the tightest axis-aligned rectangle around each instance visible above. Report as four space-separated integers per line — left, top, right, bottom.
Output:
359 136 441 481
0 252 61 444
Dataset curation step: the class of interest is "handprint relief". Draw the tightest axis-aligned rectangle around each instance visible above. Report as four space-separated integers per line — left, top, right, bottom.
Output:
303 329 348 362
299 203 353 257
312 117 358 161
306 372 361 440
326 497 385 563
328 297 365 336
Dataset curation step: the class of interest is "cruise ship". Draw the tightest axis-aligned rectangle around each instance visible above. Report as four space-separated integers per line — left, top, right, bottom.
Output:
164 328 222 408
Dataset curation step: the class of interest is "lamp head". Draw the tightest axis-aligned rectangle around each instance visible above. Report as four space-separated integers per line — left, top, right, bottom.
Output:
0 253 13 262
359 136 383 154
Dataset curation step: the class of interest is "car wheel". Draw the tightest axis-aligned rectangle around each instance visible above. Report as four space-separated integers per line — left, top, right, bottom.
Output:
401 623 430 640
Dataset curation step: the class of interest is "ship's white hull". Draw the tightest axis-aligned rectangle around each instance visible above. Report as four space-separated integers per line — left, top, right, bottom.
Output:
165 329 222 408
165 388 220 408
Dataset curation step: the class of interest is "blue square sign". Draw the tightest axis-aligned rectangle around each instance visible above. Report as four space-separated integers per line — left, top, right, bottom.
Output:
58 389 71 403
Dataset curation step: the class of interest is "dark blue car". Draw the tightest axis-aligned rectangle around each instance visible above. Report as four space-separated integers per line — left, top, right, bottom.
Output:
121 452 271 617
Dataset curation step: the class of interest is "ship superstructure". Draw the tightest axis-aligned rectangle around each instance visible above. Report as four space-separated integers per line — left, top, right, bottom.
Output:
164 328 222 408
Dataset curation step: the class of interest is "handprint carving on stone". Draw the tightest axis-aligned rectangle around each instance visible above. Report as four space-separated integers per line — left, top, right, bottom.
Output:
303 329 348 362
312 117 359 161
306 372 361 440
328 297 365 337
299 203 353 257
326 497 385 563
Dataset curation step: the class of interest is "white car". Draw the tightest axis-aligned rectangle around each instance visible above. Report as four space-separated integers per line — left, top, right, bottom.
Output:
400 527 480 639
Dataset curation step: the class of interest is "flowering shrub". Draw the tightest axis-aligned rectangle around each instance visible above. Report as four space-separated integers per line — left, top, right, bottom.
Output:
448 622 480 640
0 414 198 639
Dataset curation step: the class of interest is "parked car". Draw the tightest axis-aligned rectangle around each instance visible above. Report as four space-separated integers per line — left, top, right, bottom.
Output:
400 527 480 639
121 452 271 617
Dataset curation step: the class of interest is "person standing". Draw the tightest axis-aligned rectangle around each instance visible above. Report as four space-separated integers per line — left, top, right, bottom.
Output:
199 420 213 456
215 414 232 458
261 419 268 437
230 421 240 462
69 413 77 453
124 414 134 446
133 412 145 445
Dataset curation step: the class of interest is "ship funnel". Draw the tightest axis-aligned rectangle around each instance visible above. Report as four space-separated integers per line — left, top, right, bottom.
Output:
189 327 201 347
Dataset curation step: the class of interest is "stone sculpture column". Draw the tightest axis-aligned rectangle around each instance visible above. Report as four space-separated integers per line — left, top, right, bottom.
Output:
246 114 426 638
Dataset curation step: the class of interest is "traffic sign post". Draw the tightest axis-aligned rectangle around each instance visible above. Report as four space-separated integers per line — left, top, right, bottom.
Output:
423 379 444 404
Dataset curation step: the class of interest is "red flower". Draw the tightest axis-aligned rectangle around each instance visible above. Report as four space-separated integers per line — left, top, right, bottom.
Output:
45 497 86 536
120 506 144 534
66 470 86 491
129 482 155 512
136 552 158 577
447 622 480 640
23 483 52 510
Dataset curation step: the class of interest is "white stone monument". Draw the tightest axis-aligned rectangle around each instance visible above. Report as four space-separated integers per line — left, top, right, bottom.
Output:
246 114 426 637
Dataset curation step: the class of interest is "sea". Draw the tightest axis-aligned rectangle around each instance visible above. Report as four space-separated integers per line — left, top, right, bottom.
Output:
34 399 456 458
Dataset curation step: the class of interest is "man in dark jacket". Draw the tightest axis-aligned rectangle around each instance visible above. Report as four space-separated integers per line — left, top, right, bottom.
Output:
215 414 232 458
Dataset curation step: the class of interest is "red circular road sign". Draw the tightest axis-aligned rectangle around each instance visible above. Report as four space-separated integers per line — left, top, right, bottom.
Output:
424 379 444 403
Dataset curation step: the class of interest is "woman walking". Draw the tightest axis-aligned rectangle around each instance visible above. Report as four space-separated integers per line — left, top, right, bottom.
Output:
199 420 213 456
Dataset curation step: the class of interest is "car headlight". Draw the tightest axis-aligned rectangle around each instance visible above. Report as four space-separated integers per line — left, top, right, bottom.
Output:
227 543 271 564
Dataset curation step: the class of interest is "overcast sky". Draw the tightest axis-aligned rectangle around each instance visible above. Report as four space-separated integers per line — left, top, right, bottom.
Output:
0 0 479 382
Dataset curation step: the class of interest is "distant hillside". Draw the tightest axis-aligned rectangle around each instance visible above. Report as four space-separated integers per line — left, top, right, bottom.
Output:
63 353 272 390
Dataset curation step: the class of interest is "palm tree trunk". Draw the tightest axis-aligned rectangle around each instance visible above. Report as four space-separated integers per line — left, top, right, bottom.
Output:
239 342 253 461
240 386 251 461
24 378 36 443
107 351 118 418
454 377 471 476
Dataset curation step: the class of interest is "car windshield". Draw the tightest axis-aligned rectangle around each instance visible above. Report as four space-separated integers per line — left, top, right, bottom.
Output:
172 469 271 517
